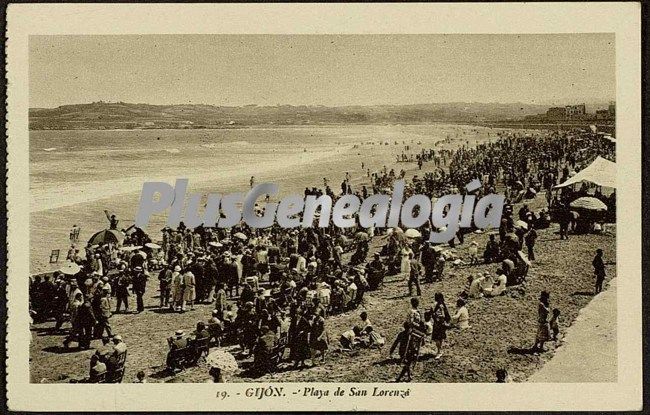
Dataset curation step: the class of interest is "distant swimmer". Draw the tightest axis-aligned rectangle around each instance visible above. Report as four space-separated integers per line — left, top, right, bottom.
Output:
250 176 255 189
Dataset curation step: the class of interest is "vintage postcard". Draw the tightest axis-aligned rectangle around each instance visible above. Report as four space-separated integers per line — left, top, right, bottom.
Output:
5 3 643 412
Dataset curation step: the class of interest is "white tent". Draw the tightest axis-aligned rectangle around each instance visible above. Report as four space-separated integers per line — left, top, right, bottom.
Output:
555 156 616 189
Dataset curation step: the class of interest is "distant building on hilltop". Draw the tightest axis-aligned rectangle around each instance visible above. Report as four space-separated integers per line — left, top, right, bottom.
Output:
564 104 586 118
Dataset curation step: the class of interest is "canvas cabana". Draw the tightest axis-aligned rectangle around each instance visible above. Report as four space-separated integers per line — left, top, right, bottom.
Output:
554 156 616 189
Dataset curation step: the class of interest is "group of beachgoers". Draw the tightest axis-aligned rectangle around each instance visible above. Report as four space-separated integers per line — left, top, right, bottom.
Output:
28 127 615 383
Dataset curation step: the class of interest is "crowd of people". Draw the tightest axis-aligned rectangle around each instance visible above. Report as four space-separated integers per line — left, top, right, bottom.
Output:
29 127 615 383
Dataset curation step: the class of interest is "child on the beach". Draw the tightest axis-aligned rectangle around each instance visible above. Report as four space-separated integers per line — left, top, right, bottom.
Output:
134 370 147 383
549 308 561 342
468 241 479 264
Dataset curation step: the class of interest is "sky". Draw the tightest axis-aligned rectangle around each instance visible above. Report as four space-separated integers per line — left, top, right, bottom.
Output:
29 34 615 108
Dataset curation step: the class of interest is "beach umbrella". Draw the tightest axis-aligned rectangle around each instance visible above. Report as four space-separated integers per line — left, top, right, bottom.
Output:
119 245 141 252
88 229 124 246
570 197 607 211
206 349 239 373
404 228 422 238
208 241 223 248
59 262 81 275
145 242 161 249
514 220 528 230
355 231 369 241
233 232 248 241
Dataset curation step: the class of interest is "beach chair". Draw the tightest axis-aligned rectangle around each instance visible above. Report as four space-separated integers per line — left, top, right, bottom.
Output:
49 250 60 264
269 333 289 371
404 328 425 368
166 346 190 372
90 371 108 384
189 336 210 365
207 321 223 347
107 351 127 383
166 337 192 372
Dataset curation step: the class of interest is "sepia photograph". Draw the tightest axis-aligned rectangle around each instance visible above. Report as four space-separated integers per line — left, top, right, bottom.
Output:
27 33 618 384
5 3 642 412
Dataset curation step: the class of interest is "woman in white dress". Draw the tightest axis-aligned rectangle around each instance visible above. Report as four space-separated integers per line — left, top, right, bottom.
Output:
171 266 183 311
400 244 413 276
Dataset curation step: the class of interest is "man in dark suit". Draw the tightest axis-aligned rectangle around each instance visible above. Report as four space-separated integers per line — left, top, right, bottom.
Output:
132 267 148 313
77 297 97 349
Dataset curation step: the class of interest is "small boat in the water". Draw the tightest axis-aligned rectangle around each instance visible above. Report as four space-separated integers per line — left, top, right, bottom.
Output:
43 148 57 152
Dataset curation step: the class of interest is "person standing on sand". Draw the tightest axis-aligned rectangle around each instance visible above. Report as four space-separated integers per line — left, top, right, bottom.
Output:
407 253 422 297
132 266 148 313
181 270 196 311
533 291 551 352
95 287 113 338
104 210 119 230
158 265 172 308
430 293 450 359
592 249 606 294
524 224 538 261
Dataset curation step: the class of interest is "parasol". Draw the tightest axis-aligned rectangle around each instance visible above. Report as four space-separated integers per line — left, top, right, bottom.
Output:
514 220 528 230
59 262 81 275
88 229 124 246
233 232 248 241
206 349 239 373
355 231 369 241
209 241 223 248
569 197 608 211
145 242 161 249
119 245 142 252
404 229 422 238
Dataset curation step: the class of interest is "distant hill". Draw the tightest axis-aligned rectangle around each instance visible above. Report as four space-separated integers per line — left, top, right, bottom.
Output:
29 101 551 130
